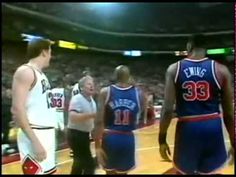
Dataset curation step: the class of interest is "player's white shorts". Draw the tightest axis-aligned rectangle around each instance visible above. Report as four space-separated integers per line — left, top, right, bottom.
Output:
17 127 57 174
55 111 65 131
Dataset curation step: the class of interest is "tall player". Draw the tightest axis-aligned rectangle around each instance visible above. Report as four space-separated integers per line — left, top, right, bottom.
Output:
11 38 57 174
93 65 145 174
158 34 234 174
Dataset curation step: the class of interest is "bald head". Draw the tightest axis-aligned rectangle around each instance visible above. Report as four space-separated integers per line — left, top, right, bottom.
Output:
114 65 130 83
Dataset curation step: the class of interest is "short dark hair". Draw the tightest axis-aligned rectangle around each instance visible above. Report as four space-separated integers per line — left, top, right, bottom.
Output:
26 37 52 59
188 34 207 49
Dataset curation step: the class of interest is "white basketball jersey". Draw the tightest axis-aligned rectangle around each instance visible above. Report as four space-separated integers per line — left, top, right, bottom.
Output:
26 66 56 127
51 88 65 112
71 83 80 97
51 88 65 130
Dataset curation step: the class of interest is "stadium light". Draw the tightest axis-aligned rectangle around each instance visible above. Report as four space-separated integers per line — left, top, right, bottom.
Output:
88 3 116 6
58 40 76 49
123 50 141 57
131 50 141 56
123 51 131 56
207 48 226 55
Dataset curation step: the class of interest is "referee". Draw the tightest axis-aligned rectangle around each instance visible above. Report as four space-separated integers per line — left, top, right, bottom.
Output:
67 75 96 174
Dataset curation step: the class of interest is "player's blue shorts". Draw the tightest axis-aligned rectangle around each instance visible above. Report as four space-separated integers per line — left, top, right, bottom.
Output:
101 130 135 173
173 117 228 174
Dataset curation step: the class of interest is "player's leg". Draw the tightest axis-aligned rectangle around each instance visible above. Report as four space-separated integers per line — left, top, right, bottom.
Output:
173 121 201 174
80 132 95 174
198 118 228 175
67 128 83 174
18 128 57 174
102 132 135 174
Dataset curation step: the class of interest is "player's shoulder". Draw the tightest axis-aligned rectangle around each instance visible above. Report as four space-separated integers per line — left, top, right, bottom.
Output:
13 64 35 80
99 86 111 98
100 86 109 93
166 61 179 76
73 83 79 87
214 61 230 76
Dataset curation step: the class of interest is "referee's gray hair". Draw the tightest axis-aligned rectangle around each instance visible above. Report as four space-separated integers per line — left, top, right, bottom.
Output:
78 75 93 91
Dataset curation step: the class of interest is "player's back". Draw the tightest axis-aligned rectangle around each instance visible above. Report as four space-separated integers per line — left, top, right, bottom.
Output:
175 57 221 119
173 58 229 174
104 84 141 132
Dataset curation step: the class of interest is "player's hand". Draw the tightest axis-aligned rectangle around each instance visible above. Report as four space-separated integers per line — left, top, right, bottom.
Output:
32 140 47 162
228 147 234 165
159 143 172 162
95 148 107 167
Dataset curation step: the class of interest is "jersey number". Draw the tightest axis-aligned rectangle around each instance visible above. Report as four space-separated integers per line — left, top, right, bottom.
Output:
114 109 130 125
182 81 210 101
53 98 62 108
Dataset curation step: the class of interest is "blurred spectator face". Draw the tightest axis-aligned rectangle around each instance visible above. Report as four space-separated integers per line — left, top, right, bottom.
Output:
2 86 6 97
63 74 74 86
5 89 12 99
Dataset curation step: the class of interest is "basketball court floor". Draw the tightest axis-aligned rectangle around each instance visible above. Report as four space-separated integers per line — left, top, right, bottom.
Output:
2 119 234 174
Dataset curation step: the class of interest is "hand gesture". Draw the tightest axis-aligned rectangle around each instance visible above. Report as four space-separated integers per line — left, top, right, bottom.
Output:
32 140 47 162
228 147 234 166
95 148 107 167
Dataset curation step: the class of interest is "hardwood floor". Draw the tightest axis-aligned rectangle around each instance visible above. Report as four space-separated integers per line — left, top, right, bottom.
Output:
2 119 234 174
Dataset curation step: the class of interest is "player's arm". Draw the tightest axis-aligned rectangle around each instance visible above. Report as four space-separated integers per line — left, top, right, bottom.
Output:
159 63 177 144
68 96 96 123
93 87 107 149
92 87 108 166
11 66 46 161
139 88 148 123
216 63 234 148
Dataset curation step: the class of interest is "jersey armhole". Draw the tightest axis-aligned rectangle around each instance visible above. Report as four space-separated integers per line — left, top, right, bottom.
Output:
174 61 180 83
23 64 37 91
211 61 221 90
135 87 141 112
105 86 111 105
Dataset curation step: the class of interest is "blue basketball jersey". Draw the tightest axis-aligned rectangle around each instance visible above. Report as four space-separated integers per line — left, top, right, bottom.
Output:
175 58 221 118
104 84 141 131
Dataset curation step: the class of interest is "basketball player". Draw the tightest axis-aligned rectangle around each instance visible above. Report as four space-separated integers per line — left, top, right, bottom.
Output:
158 34 234 174
51 86 66 131
93 65 145 174
11 38 57 174
71 82 80 97
67 75 97 174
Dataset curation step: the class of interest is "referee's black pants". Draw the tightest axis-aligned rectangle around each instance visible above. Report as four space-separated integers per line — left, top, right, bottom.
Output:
67 128 95 175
